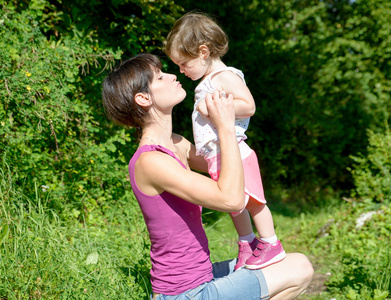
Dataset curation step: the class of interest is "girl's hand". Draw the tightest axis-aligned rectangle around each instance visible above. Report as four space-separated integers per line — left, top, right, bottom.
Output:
196 99 209 117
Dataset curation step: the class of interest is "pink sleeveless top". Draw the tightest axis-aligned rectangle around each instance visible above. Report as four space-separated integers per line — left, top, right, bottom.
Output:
128 145 213 295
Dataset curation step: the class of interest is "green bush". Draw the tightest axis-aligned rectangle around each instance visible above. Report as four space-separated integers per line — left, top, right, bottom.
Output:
0 2 133 222
0 0 183 222
0 2 185 295
349 129 391 202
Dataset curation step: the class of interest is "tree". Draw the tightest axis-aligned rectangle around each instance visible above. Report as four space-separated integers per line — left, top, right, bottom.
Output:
170 0 391 199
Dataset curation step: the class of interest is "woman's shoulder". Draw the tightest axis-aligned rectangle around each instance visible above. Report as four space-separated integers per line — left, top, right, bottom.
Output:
172 133 188 143
135 149 180 182
134 144 175 163
135 147 168 165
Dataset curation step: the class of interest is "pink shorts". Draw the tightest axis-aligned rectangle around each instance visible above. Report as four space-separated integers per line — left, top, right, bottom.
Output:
205 141 266 217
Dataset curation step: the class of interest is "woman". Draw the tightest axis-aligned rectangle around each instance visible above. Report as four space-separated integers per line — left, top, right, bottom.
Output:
102 53 313 300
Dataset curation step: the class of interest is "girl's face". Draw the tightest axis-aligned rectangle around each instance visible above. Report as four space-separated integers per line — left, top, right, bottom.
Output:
170 50 209 81
149 69 186 112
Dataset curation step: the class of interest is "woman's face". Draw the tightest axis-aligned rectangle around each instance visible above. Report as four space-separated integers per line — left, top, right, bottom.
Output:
149 69 187 112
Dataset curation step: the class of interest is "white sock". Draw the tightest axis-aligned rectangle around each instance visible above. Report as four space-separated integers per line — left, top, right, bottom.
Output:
260 234 278 244
239 232 256 243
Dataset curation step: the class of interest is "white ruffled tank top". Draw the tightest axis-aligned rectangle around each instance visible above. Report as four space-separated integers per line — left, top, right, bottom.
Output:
192 67 250 157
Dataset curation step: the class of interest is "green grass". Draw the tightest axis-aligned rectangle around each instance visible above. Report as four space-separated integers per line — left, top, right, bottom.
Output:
1 164 390 299
0 166 151 299
203 193 391 300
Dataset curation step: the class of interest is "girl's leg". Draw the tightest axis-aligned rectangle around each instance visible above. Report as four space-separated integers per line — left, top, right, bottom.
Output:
246 199 275 239
230 209 258 270
230 209 253 237
245 198 286 269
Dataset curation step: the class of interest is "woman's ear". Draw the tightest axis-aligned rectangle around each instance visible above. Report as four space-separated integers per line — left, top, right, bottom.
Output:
135 93 152 108
199 45 210 59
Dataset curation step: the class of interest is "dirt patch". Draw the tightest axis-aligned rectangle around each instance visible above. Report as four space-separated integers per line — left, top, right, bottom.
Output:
306 272 329 295
299 272 330 299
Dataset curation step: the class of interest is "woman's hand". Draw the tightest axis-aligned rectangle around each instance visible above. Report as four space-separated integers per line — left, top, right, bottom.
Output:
205 90 235 133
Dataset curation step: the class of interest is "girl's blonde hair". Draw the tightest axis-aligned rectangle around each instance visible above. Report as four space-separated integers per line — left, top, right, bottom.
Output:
164 12 228 59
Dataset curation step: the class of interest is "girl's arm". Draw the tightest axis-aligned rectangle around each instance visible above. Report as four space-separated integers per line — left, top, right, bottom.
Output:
214 70 256 118
197 71 256 118
135 92 245 213
188 143 209 173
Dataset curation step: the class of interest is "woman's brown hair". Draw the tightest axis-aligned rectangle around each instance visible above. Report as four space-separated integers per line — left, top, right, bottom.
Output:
102 53 162 129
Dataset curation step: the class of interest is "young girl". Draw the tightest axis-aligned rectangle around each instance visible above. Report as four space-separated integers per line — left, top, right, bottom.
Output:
164 12 286 270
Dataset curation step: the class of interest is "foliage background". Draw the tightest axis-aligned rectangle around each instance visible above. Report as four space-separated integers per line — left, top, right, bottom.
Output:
172 0 391 199
0 0 390 299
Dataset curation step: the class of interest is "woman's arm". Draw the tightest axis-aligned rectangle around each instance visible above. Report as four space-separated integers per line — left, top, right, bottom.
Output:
135 92 245 212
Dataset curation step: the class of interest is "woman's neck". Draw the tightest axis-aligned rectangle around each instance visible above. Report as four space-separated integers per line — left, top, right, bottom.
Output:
140 122 176 152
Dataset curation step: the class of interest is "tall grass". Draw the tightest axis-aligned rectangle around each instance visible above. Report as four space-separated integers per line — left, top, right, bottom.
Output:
0 161 151 299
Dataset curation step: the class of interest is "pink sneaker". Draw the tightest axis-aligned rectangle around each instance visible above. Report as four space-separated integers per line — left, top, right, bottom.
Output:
234 238 259 271
245 238 286 270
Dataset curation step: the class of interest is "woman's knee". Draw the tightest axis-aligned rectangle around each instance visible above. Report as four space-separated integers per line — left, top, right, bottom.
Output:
296 253 314 287
279 253 313 287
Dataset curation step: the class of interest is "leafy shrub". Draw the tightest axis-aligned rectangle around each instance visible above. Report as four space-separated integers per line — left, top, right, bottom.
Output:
0 1 182 297
0 2 134 222
349 129 391 202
